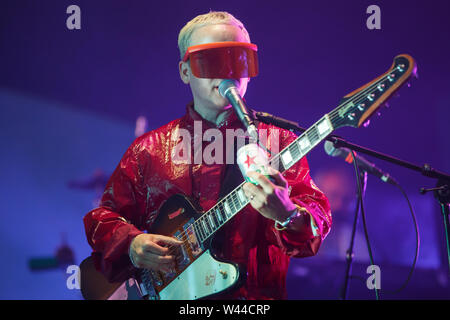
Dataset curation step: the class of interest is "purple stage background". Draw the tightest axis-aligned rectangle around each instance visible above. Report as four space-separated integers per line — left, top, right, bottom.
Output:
0 0 449 299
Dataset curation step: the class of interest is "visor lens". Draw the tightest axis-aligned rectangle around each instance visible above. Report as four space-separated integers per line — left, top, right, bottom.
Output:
189 45 258 79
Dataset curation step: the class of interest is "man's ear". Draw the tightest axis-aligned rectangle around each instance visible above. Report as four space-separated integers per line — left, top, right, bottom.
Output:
179 60 190 84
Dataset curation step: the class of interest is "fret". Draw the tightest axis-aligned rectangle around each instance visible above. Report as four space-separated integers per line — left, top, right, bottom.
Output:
280 149 293 169
223 201 231 218
237 190 246 207
207 212 216 230
216 209 224 226
227 195 236 214
196 219 204 239
230 192 238 209
237 188 247 204
203 215 212 234
221 204 229 221
231 195 238 214
297 133 311 153
316 115 333 138
289 140 301 162
215 207 223 224
216 203 226 224
210 210 219 228
283 140 303 170
201 217 210 236
231 191 241 210
295 124 320 156
307 126 319 146
194 220 205 242
278 157 286 173
217 203 227 222
192 223 200 242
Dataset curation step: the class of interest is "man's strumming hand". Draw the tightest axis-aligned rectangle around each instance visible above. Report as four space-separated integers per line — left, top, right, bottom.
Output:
129 233 182 273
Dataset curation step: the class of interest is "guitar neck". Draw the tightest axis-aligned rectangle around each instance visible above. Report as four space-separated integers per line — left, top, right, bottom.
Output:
192 114 334 244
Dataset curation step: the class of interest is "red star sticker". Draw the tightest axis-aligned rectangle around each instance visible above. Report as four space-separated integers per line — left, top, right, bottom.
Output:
244 154 256 168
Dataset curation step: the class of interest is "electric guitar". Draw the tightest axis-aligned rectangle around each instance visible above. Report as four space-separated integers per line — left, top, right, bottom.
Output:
80 54 417 300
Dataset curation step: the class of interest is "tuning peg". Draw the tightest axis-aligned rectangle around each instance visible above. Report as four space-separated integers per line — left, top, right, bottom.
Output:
384 102 390 108
363 119 371 128
407 82 411 88
377 111 382 117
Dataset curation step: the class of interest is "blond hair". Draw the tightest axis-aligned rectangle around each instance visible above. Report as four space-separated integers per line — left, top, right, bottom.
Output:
178 11 251 60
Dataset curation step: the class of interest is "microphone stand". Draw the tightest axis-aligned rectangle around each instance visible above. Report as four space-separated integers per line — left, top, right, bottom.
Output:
327 137 450 275
341 171 367 300
254 111 450 275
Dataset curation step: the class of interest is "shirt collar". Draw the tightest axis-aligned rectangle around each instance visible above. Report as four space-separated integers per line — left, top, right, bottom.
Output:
185 101 242 130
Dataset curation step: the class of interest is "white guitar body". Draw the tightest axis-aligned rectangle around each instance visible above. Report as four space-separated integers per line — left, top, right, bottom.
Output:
158 250 239 300
106 250 239 300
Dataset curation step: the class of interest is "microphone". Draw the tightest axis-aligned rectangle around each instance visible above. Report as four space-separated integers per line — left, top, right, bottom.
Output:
254 111 303 132
324 140 398 186
218 79 258 141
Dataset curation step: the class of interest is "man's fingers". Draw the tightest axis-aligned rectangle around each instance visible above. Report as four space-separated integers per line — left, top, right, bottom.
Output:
142 240 169 255
140 253 176 264
267 167 288 188
153 234 183 246
136 253 176 269
143 234 182 254
131 233 183 273
247 171 274 194
243 182 264 202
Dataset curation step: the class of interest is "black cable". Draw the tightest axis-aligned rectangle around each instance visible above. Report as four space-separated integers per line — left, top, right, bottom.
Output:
350 150 380 300
384 183 420 294
350 150 420 297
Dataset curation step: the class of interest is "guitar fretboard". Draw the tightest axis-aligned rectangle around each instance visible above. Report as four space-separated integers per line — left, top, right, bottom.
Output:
190 114 334 244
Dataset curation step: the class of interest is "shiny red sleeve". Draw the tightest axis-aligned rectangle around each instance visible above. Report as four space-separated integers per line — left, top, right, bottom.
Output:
265 130 332 258
83 142 146 282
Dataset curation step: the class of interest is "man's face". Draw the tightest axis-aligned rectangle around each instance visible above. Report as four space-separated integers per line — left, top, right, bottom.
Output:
179 24 250 113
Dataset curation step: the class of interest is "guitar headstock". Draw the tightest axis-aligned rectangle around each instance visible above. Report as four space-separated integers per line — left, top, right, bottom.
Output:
329 54 417 129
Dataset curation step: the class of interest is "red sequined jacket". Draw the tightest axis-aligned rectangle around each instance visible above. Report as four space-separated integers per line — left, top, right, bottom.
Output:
83 103 331 300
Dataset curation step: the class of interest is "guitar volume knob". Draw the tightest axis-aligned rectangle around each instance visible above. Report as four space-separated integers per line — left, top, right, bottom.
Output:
219 270 228 279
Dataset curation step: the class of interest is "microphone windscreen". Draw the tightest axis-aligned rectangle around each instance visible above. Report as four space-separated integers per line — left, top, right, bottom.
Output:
324 140 341 157
218 79 239 98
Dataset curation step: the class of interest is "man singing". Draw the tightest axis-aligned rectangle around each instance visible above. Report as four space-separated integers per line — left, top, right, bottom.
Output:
83 11 331 300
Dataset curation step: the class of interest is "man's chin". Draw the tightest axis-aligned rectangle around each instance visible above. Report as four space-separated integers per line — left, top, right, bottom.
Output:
193 95 232 114
208 97 231 110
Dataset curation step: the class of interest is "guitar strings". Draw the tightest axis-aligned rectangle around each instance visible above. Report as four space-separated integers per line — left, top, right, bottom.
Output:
328 70 400 124
264 67 405 172
158 63 409 258
160 183 248 259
